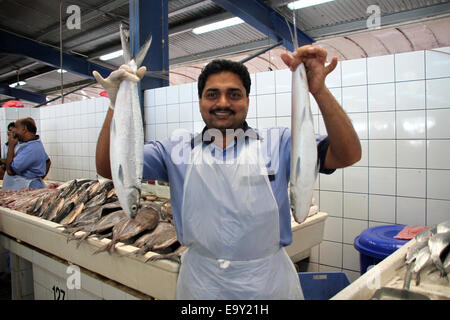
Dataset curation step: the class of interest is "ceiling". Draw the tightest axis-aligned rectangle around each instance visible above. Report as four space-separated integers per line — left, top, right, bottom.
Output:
0 0 449 107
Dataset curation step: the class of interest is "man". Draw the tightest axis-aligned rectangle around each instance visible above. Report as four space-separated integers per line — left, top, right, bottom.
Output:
94 45 361 299
3 117 51 190
2 122 16 159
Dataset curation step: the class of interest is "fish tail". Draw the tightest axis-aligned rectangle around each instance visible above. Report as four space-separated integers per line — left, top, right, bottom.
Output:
93 240 115 255
119 24 131 64
135 35 152 68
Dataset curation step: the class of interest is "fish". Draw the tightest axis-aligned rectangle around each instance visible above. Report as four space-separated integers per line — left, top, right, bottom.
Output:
108 24 152 219
43 197 65 221
413 246 433 286
428 231 450 276
93 206 159 254
437 220 450 234
146 245 187 264
127 221 177 256
288 37 318 223
69 210 128 248
444 251 450 275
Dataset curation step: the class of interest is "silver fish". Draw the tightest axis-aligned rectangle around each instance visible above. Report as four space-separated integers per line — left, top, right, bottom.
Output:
109 24 152 219
428 231 450 276
437 220 450 234
289 51 318 223
413 246 433 286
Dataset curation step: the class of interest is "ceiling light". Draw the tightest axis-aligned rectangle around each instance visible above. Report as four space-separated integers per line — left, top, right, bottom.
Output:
57 69 67 73
99 49 123 61
287 0 334 10
9 81 26 88
192 17 244 35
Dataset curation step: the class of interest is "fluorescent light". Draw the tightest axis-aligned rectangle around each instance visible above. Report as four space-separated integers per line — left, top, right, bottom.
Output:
57 69 67 73
193 17 244 35
9 81 26 88
287 0 334 10
99 49 123 61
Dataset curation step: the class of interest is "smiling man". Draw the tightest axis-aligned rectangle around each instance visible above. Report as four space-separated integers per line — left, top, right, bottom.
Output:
95 45 361 300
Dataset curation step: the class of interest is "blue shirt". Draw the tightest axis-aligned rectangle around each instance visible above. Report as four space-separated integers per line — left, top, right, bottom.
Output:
142 123 334 247
10 138 49 188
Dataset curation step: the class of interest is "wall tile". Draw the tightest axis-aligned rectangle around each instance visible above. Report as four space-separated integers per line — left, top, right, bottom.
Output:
154 106 167 124
369 167 396 195
276 92 291 117
396 197 426 226
342 58 367 86
348 113 368 140
179 102 193 122
426 78 450 109
166 104 180 123
369 140 395 167
166 86 179 105
256 71 275 95
179 83 193 103
343 218 368 244
367 54 394 84
342 86 367 113
368 83 395 112
426 49 450 79
369 194 396 223
344 193 368 220
320 191 342 217
397 140 425 168
275 69 291 93
396 110 426 139
256 94 276 118
154 87 167 106
427 109 450 139
323 216 342 242
395 51 425 81
397 169 426 198
427 140 450 169
396 81 426 110
320 169 342 192
343 167 368 193
257 117 276 129
319 241 342 268
427 169 450 201
427 199 450 226
368 112 395 139
343 244 361 272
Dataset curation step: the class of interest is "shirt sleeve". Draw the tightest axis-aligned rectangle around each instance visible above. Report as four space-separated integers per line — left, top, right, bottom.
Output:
282 128 335 181
142 140 169 182
10 145 36 175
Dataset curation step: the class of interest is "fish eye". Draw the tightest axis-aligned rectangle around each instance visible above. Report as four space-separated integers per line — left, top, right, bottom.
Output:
131 205 138 212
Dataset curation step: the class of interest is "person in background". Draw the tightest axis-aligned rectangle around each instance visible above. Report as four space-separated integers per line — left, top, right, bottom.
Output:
2 122 16 159
3 117 51 190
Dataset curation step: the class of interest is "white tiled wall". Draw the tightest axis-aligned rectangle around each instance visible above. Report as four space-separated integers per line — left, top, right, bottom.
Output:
1 46 449 284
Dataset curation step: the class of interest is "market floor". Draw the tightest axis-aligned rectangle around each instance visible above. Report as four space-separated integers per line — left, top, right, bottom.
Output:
0 273 11 300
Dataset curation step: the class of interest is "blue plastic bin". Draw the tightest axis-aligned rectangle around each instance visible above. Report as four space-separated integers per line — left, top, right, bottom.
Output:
354 225 409 275
298 272 350 300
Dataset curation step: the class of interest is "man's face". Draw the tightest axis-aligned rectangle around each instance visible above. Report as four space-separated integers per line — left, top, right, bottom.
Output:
199 71 249 131
13 121 26 141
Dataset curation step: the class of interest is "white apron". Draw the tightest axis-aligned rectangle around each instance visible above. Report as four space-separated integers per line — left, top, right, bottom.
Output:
2 141 44 191
176 136 303 300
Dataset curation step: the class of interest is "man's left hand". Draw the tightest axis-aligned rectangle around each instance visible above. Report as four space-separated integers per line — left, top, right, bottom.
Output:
8 132 18 148
280 45 338 95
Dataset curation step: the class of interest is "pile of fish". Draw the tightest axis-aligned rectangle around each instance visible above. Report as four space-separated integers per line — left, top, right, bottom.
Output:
0 179 185 264
403 220 450 290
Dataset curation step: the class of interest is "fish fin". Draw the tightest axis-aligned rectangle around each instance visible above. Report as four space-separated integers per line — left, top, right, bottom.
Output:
295 158 301 178
93 240 115 255
120 24 131 64
134 35 152 68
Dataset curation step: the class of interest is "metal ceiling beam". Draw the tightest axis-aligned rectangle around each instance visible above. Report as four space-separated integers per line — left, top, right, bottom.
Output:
0 30 113 80
169 38 281 66
306 2 450 39
129 0 169 90
210 0 313 51
0 83 46 104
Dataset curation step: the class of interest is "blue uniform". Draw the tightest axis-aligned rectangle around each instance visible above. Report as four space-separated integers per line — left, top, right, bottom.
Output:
142 123 334 247
4 137 49 190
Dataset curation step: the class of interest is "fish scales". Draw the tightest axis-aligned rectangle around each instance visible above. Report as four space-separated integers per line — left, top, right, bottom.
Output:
109 25 152 219
289 63 318 224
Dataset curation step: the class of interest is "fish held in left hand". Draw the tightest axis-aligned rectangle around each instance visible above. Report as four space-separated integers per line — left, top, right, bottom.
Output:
109 24 152 219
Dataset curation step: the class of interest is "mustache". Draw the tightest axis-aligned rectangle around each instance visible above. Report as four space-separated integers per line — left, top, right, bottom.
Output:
210 108 236 115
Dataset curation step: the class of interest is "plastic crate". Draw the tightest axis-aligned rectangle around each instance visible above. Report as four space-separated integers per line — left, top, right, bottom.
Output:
298 272 350 300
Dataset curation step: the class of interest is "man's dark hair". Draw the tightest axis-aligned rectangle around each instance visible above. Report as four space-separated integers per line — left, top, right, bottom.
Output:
19 118 37 134
198 59 251 98
7 122 15 131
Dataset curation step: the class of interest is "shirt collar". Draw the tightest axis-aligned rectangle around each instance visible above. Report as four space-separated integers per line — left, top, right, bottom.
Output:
190 121 261 149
